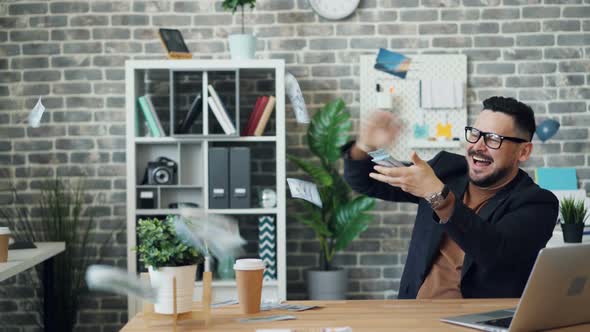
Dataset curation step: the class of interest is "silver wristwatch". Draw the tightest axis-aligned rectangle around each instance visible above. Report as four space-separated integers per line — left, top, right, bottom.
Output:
426 185 449 210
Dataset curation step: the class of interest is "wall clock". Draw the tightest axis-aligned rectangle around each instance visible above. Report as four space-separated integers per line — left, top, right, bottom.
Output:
309 0 360 20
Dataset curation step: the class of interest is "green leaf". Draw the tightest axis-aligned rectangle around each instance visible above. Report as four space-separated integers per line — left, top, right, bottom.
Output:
308 99 352 165
332 196 376 252
287 154 333 187
222 0 256 13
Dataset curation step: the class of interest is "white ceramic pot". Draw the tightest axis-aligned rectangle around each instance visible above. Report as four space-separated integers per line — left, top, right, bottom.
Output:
228 34 256 60
148 265 197 314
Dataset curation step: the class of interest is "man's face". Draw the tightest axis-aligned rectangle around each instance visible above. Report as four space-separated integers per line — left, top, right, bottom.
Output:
465 110 531 188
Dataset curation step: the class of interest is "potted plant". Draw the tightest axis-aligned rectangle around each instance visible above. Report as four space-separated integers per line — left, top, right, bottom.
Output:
137 216 203 314
288 99 376 300
222 0 257 59
560 197 588 243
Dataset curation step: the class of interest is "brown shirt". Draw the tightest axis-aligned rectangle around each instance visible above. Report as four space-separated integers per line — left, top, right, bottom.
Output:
416 183 500 299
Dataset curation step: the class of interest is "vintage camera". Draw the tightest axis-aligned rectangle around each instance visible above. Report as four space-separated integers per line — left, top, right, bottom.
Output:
144 157 177 185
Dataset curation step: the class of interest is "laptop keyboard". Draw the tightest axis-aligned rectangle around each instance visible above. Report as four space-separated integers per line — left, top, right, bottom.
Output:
480 316 513 328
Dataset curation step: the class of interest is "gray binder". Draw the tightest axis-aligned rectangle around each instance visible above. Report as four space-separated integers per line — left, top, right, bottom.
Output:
208 147 229 209
229 147 251 208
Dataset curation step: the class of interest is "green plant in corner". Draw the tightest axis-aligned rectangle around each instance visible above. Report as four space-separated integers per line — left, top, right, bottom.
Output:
288 99 376 271
136 216 203 269
36 177 113 332
222 0 256 34
560 197 588 225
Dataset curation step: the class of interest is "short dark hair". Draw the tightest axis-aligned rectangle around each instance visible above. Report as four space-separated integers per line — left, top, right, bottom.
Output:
482 96 536 141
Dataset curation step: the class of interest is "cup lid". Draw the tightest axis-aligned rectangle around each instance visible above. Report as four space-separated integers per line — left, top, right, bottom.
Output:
234 258 265 270
0 227 11 235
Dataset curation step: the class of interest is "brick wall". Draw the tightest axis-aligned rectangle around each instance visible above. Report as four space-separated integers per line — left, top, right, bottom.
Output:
1 0 589 330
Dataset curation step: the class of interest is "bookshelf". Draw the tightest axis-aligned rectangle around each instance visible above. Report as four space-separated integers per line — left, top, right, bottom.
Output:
125 60 286 318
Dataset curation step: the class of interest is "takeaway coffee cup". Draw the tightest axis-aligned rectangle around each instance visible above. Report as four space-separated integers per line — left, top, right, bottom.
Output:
0 227 11 263
234 258 265 314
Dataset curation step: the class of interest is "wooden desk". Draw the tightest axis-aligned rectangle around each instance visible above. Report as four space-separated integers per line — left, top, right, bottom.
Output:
122 299 590 331
0 242 65 331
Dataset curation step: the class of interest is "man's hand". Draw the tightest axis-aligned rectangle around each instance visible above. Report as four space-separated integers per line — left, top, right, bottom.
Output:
357 110 401 152
369 151 444 198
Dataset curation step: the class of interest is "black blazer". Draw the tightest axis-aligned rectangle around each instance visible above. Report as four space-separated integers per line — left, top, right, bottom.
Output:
343 147 559 299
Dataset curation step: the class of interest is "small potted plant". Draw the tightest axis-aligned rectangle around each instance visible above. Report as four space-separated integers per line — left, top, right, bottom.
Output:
222 0 257 59
136 216 203 314
559 197 588 243
288 99 376 300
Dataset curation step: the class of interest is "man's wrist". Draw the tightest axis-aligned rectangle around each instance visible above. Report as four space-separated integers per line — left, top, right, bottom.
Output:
426 183 449 210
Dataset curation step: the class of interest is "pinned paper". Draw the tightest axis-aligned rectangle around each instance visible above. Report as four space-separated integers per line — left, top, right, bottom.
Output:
435 122 452 139
85 265 157 302
286 178 322 208
285 72 310 124
374 48 411 79
28 96 45 128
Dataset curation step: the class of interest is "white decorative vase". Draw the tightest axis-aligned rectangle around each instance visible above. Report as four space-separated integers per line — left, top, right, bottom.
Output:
228 34 256 60
148 265 197 314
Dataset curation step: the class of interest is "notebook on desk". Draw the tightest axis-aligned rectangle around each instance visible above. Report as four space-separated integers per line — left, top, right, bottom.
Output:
441 244 590 332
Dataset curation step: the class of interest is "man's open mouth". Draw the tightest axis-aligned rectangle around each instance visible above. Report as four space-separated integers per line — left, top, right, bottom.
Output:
472 155 493 166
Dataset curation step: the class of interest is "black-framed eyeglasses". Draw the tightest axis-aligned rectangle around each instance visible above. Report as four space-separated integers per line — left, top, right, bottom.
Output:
464 126 529 150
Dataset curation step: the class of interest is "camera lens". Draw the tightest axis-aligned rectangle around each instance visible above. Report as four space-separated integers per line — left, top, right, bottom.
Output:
153 167 170 184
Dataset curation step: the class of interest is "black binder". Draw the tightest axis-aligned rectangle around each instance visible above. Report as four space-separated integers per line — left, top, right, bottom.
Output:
176 93 202 134
229 147 251 208
208 147 229 209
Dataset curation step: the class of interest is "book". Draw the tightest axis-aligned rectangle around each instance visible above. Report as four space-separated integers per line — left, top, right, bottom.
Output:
137 96 161 137
535 168 577 190
158 28 192 59
243 96 266 136
207 85 236 134
176 93 202 134
253 96 276 136
245 96 269 136
145 95 165 136
207 96 234 135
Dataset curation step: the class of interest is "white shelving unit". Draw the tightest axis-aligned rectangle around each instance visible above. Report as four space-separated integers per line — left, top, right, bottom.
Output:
125 60 286 318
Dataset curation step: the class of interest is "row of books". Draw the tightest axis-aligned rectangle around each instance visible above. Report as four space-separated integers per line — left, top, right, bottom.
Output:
243 95 276 136
136 85 275 137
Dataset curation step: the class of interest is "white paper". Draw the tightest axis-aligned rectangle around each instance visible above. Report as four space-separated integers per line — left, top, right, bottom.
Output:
287 178 322 208
420 80 464 109
28 96 45 128
285 72 310 124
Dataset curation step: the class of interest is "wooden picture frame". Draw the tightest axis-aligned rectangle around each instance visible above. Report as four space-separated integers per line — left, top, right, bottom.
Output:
158 28 193 59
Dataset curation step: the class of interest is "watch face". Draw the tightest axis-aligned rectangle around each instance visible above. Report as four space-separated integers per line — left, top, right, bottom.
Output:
309 0 360 20
260 189 277 208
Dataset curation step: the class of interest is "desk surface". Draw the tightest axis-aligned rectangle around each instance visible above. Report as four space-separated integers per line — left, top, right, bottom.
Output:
0 242 65 282
121 299 590 331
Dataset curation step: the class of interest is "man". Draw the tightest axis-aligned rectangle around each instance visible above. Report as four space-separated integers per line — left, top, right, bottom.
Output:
343 96 558 299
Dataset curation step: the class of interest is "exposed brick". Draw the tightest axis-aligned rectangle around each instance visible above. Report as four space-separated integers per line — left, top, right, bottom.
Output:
400 10 438 22
549 102 587 114
461 22 499 34
441 9 479 21
563 6 590 18
9 3 48 15
481 8 519 20
474 36 513 47
502 22 540 34
518 62 557 74
51 29 91 41
523 7 560 18
477 63 515 75
516 35 554 46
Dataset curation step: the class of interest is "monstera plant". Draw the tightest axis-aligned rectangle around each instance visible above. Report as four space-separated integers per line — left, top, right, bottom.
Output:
288 99 375 300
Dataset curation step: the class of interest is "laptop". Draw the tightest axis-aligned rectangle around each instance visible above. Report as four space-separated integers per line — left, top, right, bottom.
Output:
441 244 590 331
